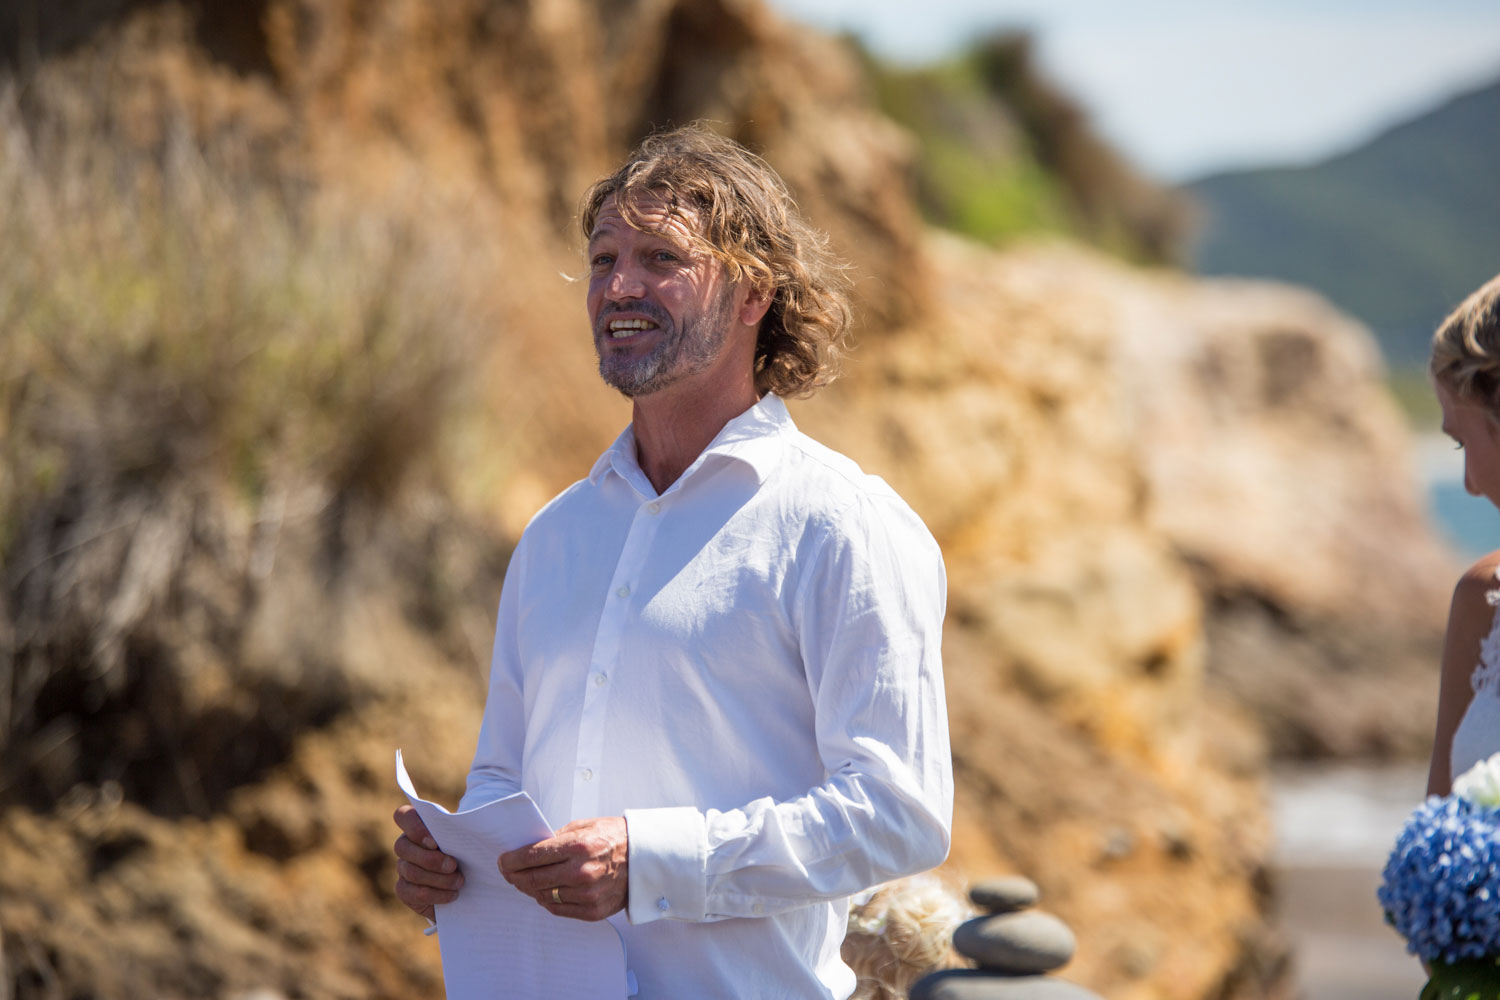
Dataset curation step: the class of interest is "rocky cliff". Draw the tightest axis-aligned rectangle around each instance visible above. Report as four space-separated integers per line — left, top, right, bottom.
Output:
0 1 1454 998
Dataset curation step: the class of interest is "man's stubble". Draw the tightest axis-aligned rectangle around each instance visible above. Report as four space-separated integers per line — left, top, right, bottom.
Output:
595 286 738 398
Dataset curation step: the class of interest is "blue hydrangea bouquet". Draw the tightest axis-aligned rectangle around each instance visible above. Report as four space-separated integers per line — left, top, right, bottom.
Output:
1379 752 1500 998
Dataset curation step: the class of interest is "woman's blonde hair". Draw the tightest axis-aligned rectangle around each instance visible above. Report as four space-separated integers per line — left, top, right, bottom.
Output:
1431 273 1500 409
842 875 971 1000
580 124 852 398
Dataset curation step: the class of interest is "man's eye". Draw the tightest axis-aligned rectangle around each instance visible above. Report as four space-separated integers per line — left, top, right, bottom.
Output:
653 251 679 262
591 254 614 268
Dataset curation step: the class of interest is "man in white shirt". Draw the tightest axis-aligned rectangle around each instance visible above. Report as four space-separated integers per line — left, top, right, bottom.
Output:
393 125 952 998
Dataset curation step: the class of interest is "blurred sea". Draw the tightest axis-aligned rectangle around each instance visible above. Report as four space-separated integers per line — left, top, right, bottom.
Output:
1272 765 1428 1000
1268 434 1490 1000
1415 432 1500 559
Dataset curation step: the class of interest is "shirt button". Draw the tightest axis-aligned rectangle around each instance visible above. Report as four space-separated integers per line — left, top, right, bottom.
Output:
656 898 670 912
753 903 765 915
592 673 607 687
616 584 630 598
579 768 593 781
647 502 661 515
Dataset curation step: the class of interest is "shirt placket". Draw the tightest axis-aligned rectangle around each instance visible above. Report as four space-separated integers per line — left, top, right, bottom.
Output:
571 495 667 819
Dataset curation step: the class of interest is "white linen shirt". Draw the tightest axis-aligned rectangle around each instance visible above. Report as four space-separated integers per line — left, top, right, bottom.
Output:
461 393 952 999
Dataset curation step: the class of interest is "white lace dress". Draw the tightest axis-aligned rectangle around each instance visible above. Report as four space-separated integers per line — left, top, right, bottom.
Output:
1452 587 1500 779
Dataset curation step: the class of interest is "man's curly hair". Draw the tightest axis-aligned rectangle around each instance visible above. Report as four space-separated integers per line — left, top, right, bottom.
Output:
580 124 852 398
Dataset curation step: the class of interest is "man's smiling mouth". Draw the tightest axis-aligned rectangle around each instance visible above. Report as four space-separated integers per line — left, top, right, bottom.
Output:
608 318 659 339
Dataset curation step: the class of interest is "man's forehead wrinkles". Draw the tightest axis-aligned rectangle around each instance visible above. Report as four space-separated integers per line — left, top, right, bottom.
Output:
611 190 699 229
590 215 697 250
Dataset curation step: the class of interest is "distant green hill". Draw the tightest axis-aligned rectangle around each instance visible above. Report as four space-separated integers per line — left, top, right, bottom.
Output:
1186 77 1500 365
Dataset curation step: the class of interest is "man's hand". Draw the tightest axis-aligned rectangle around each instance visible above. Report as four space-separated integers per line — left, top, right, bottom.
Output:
392 804 464 921
499 817 628 922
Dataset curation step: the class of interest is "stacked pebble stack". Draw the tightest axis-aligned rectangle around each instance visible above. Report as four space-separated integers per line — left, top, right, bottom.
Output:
909 877 1103 1000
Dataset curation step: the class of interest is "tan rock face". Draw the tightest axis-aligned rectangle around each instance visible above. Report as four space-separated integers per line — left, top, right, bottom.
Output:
1108 266 1451 626
1099 253 1454 757
4 0 1447 998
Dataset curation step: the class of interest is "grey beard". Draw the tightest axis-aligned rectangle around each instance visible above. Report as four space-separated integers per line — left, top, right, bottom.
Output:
596 292 735 397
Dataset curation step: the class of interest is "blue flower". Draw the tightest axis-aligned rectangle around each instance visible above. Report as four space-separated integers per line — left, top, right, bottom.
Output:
1378 795 1500 965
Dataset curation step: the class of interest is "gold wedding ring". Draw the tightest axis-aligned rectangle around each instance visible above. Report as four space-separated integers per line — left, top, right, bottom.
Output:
551 887 562 904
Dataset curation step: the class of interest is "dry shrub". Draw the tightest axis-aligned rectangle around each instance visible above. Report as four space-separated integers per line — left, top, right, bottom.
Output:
0 96 481 523
0 83 500 809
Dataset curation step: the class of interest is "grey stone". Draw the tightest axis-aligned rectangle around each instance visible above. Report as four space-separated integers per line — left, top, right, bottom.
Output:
910 970 1103 1000
951 911 1076 973
968 876 1040 913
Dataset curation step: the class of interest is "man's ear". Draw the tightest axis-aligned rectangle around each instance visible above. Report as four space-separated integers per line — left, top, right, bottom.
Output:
737 282 774 328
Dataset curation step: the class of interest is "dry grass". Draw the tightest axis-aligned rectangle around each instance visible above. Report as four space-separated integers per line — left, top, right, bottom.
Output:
0 95 485 526
0 81 502 802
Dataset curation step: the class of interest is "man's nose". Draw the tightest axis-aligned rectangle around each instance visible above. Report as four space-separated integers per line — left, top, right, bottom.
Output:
605 262 646 300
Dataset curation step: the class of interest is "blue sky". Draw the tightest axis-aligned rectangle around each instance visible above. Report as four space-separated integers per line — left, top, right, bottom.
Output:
764 0 1500 181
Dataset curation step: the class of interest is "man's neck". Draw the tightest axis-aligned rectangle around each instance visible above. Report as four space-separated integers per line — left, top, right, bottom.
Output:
630 378 760 495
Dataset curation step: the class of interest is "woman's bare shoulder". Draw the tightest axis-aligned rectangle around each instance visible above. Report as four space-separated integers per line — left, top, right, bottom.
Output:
1450 551 1500 625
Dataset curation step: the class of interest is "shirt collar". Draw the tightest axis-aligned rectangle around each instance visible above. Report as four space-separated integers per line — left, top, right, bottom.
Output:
588 393 794 492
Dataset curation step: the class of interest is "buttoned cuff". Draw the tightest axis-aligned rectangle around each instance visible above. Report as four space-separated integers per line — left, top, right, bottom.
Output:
624 806 708 924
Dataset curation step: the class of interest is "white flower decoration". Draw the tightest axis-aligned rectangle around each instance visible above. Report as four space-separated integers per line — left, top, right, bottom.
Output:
1453 752 1500 808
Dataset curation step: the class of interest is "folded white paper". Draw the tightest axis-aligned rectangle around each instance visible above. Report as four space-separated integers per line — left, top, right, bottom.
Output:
396 751 633 999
